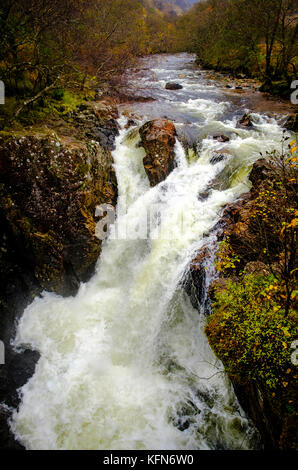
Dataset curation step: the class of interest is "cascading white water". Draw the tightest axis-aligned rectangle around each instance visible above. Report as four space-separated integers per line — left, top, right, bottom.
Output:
10 54 287 450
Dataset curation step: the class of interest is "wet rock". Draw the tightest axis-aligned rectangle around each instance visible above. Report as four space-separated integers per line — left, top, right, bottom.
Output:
0 134 117 296
243 261 271 276
285 113 298 132
238 112 253 128
232 380 281 449
184 246 212 310
210 152 228 165
191 132 298 451
165 82 183 90
124 119 137 129
139 119 177 187
213 134 230 143
249 158 275 187
198 190 211 201
69 101 119 150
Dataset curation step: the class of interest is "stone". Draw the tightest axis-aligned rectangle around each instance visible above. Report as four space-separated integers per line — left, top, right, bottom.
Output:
124 119 137 129
238 112 253 127
0 134 117 296
165 82 183 90
285 113 298 132
243 261 271 276
184 246 212 310
210 153 227 165
139 119 177 187
213 134 230 142
249 158 275 187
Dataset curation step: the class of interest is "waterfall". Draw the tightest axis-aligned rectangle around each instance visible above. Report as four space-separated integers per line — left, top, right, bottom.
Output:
10 54 286 450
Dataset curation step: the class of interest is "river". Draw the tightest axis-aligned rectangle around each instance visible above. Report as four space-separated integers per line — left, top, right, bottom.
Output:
10 54 288 450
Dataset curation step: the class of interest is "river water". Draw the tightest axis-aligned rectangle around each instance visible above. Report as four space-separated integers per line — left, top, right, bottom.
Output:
10 54 287 450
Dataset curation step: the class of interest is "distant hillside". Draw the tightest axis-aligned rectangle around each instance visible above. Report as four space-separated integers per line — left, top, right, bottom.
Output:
166 0 199 12
141 0 199 16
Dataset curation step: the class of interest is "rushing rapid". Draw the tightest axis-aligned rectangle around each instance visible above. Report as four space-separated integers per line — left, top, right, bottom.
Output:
10 54 287 450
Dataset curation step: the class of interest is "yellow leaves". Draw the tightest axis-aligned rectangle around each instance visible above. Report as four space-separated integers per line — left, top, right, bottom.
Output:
291 290 298 299
282 342 287 349
286 156 298 164
289 140 298 154
269 285 278 291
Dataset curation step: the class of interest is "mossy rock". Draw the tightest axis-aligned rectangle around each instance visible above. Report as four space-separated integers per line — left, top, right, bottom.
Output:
259 80 290 99
0 133 117 295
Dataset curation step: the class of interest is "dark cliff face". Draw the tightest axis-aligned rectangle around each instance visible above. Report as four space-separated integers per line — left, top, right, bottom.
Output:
0 135 117 297
0 103 119 449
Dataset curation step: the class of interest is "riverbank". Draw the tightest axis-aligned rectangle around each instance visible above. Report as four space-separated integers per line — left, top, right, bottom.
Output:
193 68 298 118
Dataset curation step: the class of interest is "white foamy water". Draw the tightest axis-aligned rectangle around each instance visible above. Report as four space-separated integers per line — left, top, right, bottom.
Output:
10 54 288 450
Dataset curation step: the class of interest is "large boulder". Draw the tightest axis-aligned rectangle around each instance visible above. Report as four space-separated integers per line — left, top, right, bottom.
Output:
0 134 117 296
139 119 177 187
249 158 276 187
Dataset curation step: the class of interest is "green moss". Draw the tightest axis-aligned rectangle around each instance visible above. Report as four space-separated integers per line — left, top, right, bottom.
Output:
0 89 87 129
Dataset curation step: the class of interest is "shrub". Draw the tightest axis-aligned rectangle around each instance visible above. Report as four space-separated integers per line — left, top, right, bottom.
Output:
51 88 65 101
205 274 298 392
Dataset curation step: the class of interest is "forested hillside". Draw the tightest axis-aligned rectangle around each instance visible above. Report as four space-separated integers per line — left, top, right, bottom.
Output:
2 0 296 128
0 0 178 127
174 0 298 95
